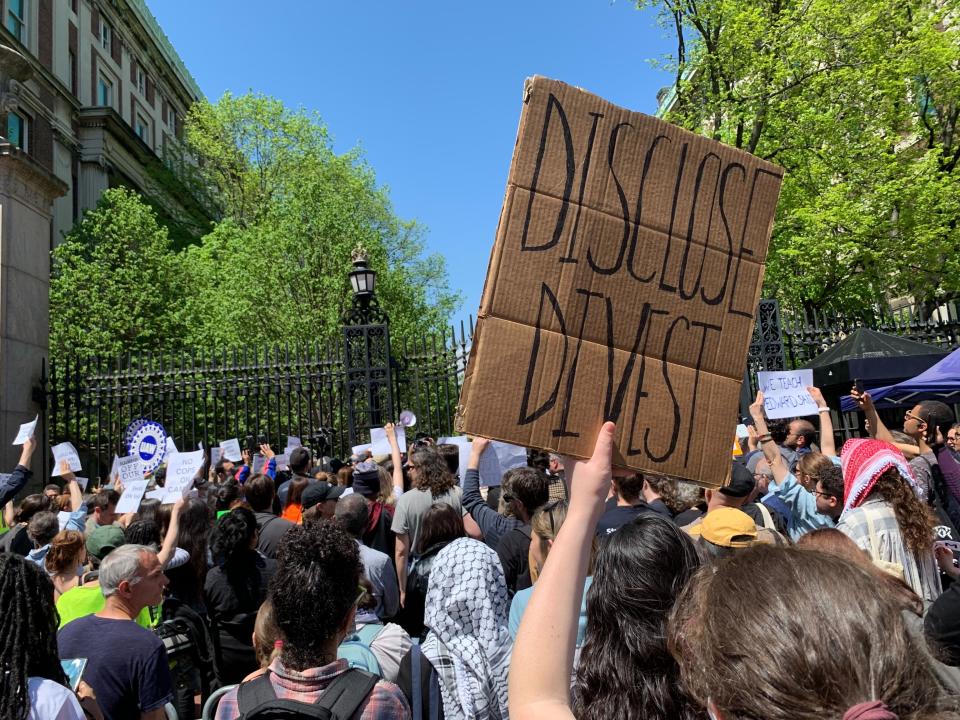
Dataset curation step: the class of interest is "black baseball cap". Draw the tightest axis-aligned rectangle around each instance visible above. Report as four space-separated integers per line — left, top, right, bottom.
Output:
720 461 756 498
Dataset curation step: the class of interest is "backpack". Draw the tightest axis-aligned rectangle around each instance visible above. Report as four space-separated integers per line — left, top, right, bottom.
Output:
155 617 203 720
237 667 379 720
920 456 960 542
396 644 444 720
337 624 384 676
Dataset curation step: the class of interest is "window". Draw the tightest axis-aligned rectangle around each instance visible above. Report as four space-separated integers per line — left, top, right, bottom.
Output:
6 0 25 43
69 50 77 95
99 19 112 54
135 113 150 143
167 107 177 131
97 73 113 107
136 67 145 95
7 111 28 151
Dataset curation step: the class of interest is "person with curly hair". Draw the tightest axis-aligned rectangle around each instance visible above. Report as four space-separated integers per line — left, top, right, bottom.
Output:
0 553 100 720
205 507 276 685
392 447 466 604
213 520 409 719
837 437 941 602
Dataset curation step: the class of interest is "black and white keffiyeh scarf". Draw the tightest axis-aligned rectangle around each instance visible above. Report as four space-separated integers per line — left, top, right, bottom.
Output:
422 538 512 719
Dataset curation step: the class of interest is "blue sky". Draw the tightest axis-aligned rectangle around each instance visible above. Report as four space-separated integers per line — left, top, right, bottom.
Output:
149 1 675 330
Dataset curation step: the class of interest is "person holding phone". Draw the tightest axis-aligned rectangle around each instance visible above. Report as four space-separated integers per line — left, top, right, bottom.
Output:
0 553 103 719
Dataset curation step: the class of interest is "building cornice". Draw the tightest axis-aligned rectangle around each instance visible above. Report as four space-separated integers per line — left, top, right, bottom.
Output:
0 142 69 213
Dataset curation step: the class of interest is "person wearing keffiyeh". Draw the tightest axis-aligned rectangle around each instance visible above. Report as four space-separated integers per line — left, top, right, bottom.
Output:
837 438 941 603
422 538 511 720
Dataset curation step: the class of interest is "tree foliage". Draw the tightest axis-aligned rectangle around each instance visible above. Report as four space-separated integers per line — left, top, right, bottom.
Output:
642 0 960 314
49 187 184 359
49 94 460 360
178 93 459 348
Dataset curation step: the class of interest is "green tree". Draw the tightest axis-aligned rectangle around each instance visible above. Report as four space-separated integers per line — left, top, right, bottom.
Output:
49 187 184 360
641 0 960 314
178 93 459 347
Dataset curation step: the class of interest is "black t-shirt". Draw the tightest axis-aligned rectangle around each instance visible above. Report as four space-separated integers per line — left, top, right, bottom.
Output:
496 525 533 595
254 511 295 559
596 503 664 537
58 615 173 720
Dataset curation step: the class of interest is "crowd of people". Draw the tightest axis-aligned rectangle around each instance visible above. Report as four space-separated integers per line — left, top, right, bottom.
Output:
5 391 960 720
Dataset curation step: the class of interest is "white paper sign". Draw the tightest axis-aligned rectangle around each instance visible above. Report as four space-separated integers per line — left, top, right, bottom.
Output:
108 454 121 481
351 443 373 458
12 415 37 445
219 438 242 462
370 427 406 455
162 449 204 503
116 455 143 486
757 369 819 420
116 479 148 514
438 436 473 483
166 436 178 455
275 453 290 471
477 440 528 487
286 436 301 449
735 424 750 439
210 447 223 466
145 488 166 501
73 476 89 491
51 442 82 476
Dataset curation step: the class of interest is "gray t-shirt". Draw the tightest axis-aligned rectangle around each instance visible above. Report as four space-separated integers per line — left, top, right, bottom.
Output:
391 486 463 552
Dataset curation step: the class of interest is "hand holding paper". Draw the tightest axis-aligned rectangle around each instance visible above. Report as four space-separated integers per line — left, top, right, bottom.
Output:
12 415 37 445
51 442 82 477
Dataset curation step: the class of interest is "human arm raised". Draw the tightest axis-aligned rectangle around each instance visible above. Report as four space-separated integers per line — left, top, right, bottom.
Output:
850 386 896 443
0 436 36 507
157 498 184 569
384 423 405 496
748 392 789 485
806 386 836 457
509 422 615 720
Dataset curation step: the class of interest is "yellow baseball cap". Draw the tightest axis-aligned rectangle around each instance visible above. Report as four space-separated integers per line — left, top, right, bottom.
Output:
688 508 758 548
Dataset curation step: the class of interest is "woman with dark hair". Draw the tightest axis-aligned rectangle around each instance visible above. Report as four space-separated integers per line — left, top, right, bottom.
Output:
669 545 960 720
837 438 941 602
279 477 310 524
0 553 99 719
214 481 242 520
572 514 701 720
392 447 464 604
423 538 512 720
1 493 52 556
401 502 466 639
204 507 276 684
164 496 213 614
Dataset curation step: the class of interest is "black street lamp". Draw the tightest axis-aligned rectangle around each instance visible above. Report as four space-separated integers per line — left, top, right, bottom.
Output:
342 244 393 446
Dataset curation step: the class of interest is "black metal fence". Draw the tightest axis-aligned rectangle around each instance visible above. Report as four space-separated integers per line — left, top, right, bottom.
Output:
40 319 473 483
42 299 960 483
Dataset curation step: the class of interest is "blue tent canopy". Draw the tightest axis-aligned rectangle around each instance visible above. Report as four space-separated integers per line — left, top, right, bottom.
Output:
840 347 960 411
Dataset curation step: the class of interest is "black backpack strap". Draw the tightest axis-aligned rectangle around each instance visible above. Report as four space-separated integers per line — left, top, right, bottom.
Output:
317 668 379 719
237 672 279 715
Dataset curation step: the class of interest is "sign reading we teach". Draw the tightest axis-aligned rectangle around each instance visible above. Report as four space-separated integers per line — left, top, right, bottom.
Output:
456 77 783 487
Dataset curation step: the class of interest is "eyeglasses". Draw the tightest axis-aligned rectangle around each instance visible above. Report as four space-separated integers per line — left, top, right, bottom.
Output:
813 490 837 499
905 411 924 424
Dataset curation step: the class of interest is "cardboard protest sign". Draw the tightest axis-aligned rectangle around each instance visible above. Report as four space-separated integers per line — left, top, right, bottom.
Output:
51 442 82 476
477 441 528 487
455 77 783 487
162 449 204 503
220 439 242 463
757 369 817 420
370 427 406 455
12 415 37 445
115 479 148 514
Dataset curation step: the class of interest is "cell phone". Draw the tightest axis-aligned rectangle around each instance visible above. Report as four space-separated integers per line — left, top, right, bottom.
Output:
854 378 865 394
61 658 87 692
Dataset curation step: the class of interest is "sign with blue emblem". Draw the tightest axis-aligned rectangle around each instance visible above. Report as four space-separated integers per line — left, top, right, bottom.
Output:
124 418 168 473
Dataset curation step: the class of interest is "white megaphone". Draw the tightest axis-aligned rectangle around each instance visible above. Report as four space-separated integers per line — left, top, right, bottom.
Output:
399 410 417 428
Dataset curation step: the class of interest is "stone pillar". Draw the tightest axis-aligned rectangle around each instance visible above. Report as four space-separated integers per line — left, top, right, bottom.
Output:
0 143 66 478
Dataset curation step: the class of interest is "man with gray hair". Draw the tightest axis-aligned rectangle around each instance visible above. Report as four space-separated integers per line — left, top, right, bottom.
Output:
58 544 173 720
336 493 399 620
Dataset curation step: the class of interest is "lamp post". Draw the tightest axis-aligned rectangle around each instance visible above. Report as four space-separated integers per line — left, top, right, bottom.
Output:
342 245 393 448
